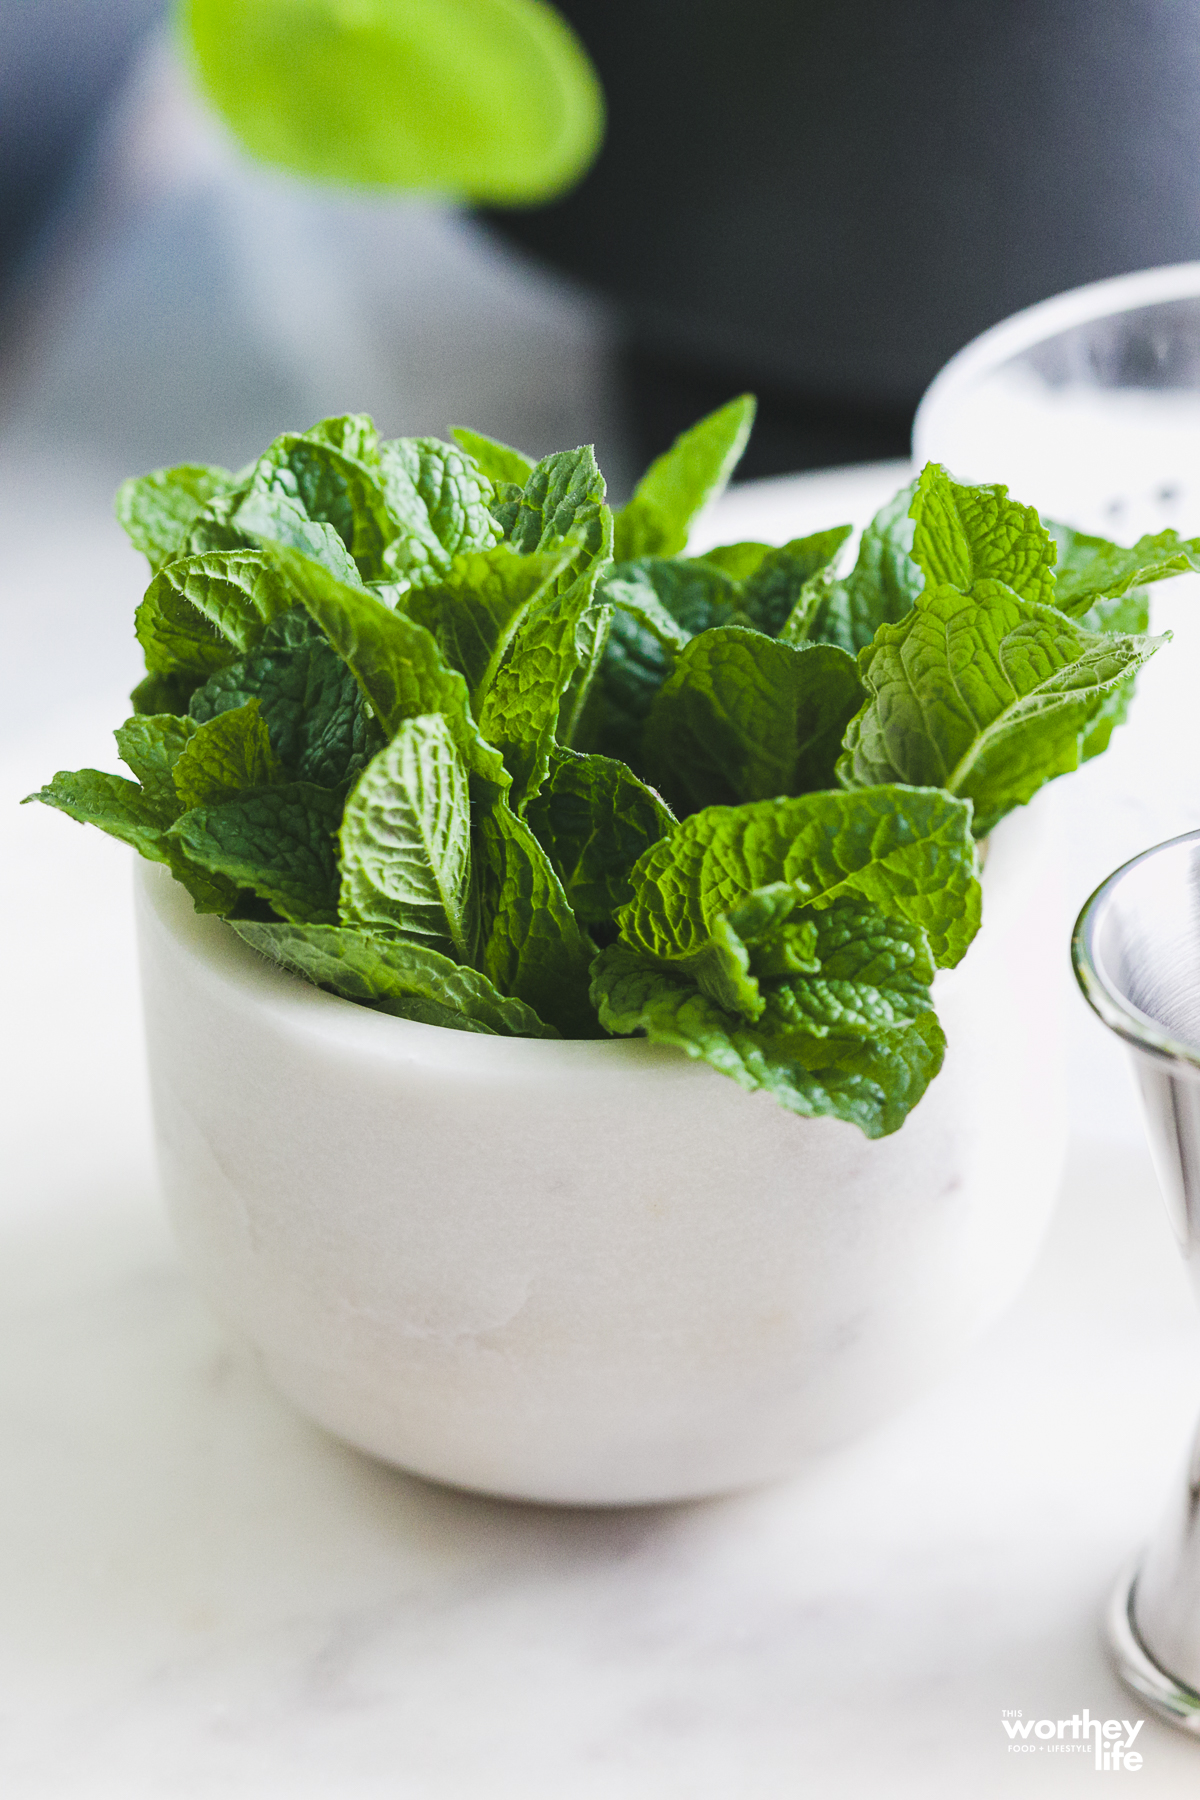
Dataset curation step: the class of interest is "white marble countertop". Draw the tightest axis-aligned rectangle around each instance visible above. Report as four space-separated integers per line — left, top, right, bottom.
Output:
5 38 1200 1798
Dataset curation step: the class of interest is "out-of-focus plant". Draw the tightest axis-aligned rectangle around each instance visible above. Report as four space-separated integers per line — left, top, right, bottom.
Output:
179 0 604 203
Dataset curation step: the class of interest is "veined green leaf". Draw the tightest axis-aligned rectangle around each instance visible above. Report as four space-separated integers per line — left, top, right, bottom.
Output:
643 628 864 813
379 437 501 583
237 428 395 578
1046 520 1200 617
473 792 596 1035
135 549 297 679
171 782 343 922
114 713 196 813
838 578 1166 836
406 540 573 714
739 526 853 637
338 716 473 958
910 462 1057 603
693 541 772 584
525 746 675 925
172 700 284 809
807 481 922 653
115 463 235 572
451 426 535 487
231 919 558 1037
614 395 755 560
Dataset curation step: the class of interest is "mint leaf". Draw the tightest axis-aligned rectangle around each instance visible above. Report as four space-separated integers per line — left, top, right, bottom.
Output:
234 489 366 585
1046 520 1200 617
238 428 394 579
739 526 853 637
230 919 558 1036
301 413 381 465
135 549 297 682
172 701 284 809
171 783 342 922
338 716 473 958
24 766 236 911
693 541 771 583
405 541 573 715
115 464 235 572
618 788 979 974
451 426 535 487
188 614 383 792
910 463 1057 603
379 437 501 583
807 481 922 653
614 395 756 560
591 898 945 1139
114 713 195 813
130 671 198 715
838 578 1166 836
524 746 675 925
257 541 506 786
183 0 605 206
644 628 864 814
473 793 596 1035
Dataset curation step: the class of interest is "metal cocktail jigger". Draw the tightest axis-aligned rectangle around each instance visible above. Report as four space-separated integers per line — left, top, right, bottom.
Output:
1075 829 1200 1732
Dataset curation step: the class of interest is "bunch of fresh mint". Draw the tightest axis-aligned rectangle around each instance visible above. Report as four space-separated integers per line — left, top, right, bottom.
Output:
29 400 1200 1136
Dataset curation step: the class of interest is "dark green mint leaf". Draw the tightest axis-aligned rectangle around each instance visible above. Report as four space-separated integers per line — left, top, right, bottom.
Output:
739 526 853 637
643 628 865 813
338 716 473 958
838 578 1167 836
614 395 755 560
451 426 535 487
618 787 979 974
807 481 921 653
910 463 1057 603
172 701 284 809
237 428 394 578
524 746 675 925
115 464 235 572
130 671 197 715
379 437 500 583
1046 520 1200 618
473 792 596 1034
135 548 297 682
114 713 195 813
405 541 573 715
230 919 557 1036
591 897 944 1138
171 782 342 922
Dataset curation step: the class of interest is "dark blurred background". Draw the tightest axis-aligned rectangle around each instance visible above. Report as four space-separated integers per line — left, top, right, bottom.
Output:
7 0 1200 484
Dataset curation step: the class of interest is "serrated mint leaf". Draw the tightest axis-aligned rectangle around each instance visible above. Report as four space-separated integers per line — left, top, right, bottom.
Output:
171 782 342 922
405 541 573 714
230 919 557 1037
182 481 255 557
115 464 236 572
618 787 978 974
237 428 394 579
693 541 772 583
473 793 596 1035
24 766 235 911
114 713 196 813
739 526 853 637
807 481 922 653
591 897 945 1138
614 394 755 560
255 541 507 787
910 462 1057 603
1046 520 1200 617
188 619 382 792
838 578 1166 836
524 746 675 925
234 488 365 586
338 716 473 958
643 628 864 814
505 445 609 567
172 701 284 809
1074 586 1151 637
135 549 298 684
379 437 501 583
451 427 535 487
301 413 381 466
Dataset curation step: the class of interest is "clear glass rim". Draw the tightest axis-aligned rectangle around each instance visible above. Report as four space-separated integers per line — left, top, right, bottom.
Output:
1072 827 1200 1074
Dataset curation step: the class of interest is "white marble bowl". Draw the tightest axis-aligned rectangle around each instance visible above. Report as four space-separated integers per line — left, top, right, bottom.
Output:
135 801 1066 1505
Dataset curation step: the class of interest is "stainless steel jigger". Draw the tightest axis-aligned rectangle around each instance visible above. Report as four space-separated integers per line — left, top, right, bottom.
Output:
1075 829 1200 1733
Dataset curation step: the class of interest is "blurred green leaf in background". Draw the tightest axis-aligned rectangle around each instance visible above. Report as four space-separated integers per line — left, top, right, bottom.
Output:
180 0 605 204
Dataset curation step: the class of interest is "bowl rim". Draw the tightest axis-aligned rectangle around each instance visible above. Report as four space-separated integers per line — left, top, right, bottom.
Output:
1072 826 1200 1076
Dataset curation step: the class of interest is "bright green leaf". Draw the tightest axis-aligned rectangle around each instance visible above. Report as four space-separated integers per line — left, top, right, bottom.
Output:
614 395 756 560
115 463 235 572
451 426 535 487
172 700 285 809
910 462 1057 603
